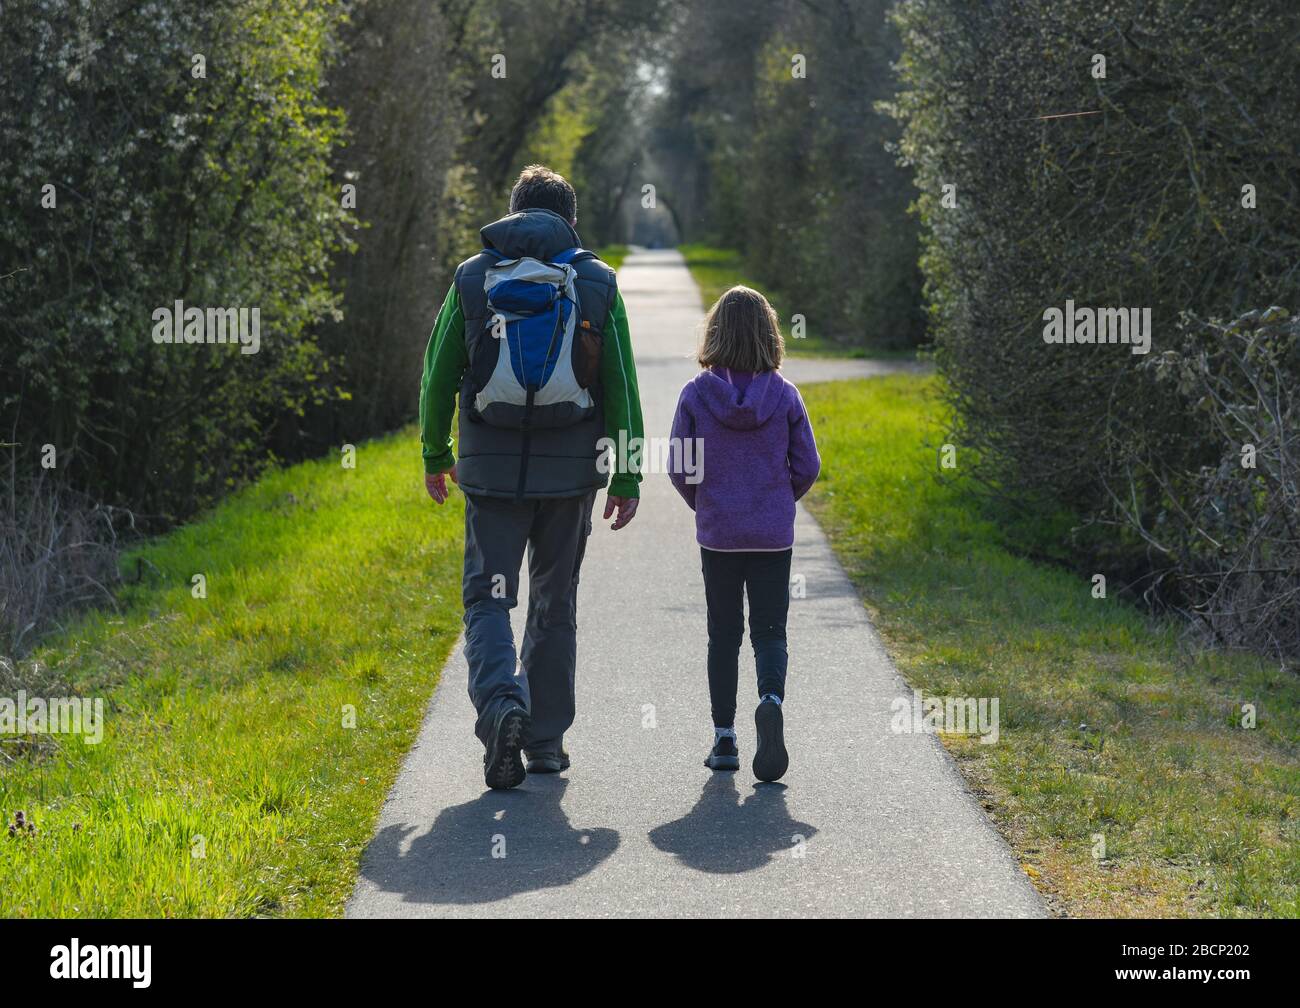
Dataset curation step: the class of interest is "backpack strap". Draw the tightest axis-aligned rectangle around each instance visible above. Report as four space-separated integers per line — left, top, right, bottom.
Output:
552 246 597 266
552 247 612 323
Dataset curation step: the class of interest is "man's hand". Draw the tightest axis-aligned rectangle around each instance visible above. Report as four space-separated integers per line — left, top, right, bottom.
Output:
425 465 458 504
603 494 638 531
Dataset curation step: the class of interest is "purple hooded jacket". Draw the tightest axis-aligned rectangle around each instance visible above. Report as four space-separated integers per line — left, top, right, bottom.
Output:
668 367 821 551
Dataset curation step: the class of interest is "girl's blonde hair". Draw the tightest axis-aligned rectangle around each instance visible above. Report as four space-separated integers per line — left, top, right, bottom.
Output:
697 285 784 371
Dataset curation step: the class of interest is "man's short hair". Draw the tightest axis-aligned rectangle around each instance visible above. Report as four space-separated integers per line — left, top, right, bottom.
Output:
509 165 577 224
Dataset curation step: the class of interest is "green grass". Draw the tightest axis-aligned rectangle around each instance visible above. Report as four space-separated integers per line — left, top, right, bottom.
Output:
0 429 463 917
678 243 920 361
802 374 1300 918
597 245 629 271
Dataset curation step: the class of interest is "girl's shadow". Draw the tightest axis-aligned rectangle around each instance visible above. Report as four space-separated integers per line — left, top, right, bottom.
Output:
648 774 817 874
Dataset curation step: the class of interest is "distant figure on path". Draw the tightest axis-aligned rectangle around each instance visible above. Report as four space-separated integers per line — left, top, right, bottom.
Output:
668 286 821 782
421 165 644 789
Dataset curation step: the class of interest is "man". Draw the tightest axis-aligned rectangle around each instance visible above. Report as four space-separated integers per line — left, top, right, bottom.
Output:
420 165 644 790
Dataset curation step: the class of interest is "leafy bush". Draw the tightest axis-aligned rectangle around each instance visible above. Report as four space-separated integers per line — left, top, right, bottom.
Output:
0 0 353 523
889 0 1300 652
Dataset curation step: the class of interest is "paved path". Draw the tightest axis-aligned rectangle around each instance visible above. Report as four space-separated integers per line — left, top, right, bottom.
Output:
347 249 1045 918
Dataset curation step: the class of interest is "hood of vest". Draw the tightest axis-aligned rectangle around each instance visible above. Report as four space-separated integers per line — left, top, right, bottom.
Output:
480 208 581 261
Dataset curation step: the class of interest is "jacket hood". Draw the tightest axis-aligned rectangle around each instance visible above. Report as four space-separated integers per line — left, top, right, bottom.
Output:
480 208 581 261
693 368 787 431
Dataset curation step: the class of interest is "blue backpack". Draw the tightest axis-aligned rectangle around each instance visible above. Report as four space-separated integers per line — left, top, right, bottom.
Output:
472 246 601 431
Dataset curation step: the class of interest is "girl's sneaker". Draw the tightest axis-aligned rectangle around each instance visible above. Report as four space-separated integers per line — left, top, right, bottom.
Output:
704 734 740 771
752 697 789 782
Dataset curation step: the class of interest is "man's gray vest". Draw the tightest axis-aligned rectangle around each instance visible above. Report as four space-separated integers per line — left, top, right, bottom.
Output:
454 208 617 499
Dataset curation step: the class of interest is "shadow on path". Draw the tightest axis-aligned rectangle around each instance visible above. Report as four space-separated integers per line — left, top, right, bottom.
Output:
357 776 618 905
649 775 818 874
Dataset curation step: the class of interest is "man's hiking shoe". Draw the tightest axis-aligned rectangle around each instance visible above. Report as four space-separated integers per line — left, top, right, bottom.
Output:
752 699 789 782
484 705 529 790
704 734 740 771
525 748 570 774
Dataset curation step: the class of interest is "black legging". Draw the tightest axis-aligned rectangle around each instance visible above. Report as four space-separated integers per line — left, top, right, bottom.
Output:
700 547 792 729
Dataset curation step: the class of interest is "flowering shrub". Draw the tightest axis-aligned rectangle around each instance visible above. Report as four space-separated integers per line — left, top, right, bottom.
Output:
0 0 352 521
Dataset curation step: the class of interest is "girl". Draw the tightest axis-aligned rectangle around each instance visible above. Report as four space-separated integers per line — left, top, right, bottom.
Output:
668 285 821 782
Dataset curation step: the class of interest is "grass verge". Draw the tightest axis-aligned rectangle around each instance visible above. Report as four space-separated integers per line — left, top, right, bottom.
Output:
1 429 462 917
597 244 629 271
802 374 1300 917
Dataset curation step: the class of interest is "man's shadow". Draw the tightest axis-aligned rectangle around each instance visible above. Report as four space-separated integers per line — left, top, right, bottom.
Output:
358 776 618 905
649 775 817 874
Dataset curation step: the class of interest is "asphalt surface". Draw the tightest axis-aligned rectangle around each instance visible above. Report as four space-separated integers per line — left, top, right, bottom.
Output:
346 249 1046 918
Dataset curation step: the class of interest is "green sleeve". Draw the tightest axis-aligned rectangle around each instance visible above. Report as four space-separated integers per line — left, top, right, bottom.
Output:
419 285 468 475
599 291 644 498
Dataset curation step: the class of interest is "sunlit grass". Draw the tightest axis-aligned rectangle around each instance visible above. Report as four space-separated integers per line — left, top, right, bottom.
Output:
1 429 462 917
803 374 1300 918
598 244 629 271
